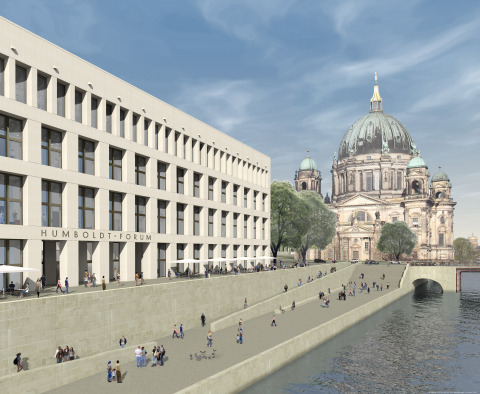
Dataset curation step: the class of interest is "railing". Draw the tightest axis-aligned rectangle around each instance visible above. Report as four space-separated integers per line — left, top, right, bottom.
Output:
408 261 479 267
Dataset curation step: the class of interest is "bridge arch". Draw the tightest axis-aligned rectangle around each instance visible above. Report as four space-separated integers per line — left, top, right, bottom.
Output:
401 266 457 292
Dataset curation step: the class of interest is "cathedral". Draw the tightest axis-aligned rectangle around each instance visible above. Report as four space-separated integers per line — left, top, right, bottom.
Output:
295 74 456 262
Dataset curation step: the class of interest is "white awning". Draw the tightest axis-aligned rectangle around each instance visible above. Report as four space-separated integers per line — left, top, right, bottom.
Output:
0 266 40 274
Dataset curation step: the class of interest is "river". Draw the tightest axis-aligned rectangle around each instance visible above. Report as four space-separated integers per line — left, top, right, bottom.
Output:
242 272 480 393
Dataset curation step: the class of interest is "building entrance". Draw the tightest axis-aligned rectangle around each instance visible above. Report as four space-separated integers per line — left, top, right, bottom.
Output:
42 241 59 286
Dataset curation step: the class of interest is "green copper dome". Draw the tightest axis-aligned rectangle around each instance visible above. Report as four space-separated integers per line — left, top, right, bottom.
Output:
407 156 428 169
299 156 318 171
431 170 449 183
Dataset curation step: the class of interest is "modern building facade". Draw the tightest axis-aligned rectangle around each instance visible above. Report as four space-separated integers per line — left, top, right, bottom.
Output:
295 74 456 262
0 17 271 289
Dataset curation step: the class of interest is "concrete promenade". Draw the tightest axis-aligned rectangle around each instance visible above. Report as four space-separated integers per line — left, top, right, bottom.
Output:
48 264 406 394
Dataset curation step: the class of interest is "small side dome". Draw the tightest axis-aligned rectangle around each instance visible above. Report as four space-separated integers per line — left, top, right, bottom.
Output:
324 193 331 204
432 169 450 183
299 151 318 171
407 156 428 169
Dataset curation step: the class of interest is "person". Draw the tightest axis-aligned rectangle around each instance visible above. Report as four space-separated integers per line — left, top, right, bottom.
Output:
201 313 206 327
239 331 243 344
35 278 41 298
381 284 383 291
387 282 390 290
180 324 184 339
56 278 64 293
141 347 147 367
112 368 116 381
291 300 296 310
69 347 75 361
55 346 63 363
207 330 213 347
298 279 302 286
119 336 127 348
376 284 379 291
64 277 69 294
368 287 370 295
15 353 23 372
116 360 122 383
172 325 179 338
107 361 112 382
239 318 243 327
236 332 240 343
102 276 106 291
135 272 139 286
279 305 285 314
152 346 158 367
322 298 327 308
382 273 385 280
19 282 29 298
41 274 46 290
116 272 121 286
244 298 248 309
113 268 118 282
64 346 70 362
159 345 165 366
168 269 172 280
271 314 277 326
8 281 15 295
92 273 97 287
140 272 144 285
84 271 88 287
135 346 142 367
284 284 288 292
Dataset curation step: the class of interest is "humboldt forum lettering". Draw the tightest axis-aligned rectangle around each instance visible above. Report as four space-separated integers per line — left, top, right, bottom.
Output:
40 229 153 241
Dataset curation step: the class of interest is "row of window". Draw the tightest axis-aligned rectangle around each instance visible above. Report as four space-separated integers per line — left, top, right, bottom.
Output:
339 170 404 193
0 57 268 185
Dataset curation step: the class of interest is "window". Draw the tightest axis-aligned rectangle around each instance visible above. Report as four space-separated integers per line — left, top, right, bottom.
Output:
208 209 214 236
194 206 200 236
57 82 66 117
392 217 398 222
176 244 185 272
439 233 445 246
233 213 238 238
221 211 227 237
158 243 167 277
412 217 419 227
78 187 95 229
165 127 170 153
194 244 201 260
177 168 185 194
106 103 113 133
135 196 146 232
78 139 94 175
109 148 122 181
177 203 185 235
75 90 83 123
0 173 22 225
253 191 258 210
365 241 369 251
0 58 4 96
244 215 249 238
262 194 266 211
158 200 166 233
253 217 257 238
41 127 62 168
132 114 138 142
221 181 227 203
42 180 62 227
208 177 214 200
208 244 214 260
199 142 205 165
109 192 122 231
37 74 48 111
155 124 160 150
158 162 167 190
262 219 266 239
244 188 249 208
144 119 149 146
119 109 126 138
193 173 200 197
183 135 188 159
0 240 23 288
207 146 211 167
174 132 180 156
233 185 238 205
135 155 146 186
91 97 98 128
0 114 23 160
366 172 373 191
15 65 27 103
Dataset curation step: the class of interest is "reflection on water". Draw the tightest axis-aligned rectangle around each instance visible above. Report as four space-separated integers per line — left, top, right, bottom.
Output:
243 274 480 394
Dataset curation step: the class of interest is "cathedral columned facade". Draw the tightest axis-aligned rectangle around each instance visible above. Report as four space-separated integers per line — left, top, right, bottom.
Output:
295 74 456 261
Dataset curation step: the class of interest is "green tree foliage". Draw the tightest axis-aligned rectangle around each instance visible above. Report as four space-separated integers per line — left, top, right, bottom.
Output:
270 181 308 262
377 221 417 260
294 191 336 263
453 238 477 264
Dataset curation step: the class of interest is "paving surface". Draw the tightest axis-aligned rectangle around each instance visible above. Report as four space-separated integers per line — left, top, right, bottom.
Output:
47 263 406 394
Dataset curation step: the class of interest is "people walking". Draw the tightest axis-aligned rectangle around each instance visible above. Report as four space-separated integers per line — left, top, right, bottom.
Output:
56 278 64 293
172 325 180 338
201 313 206 327
64 277 69 294
207 331 213 347
381 284 383 291
140 272 144 285
271 314 277 326
116 272 121 286
244 298 248 309
14 353 23 372
41 274 46 290
35 278 41 298
69 347 75 361
168 269 172 280
291 300 296 310
135 272 139 286
387 282 390 290
152 346 158 367
55 346 63 363
284 284 288 292
107 361 112 382
159 345 165 365
116 360 122 383
180 324 184 339
92 273 97 287
141 347 147 367
135 346 142 367
119 336 127 348
84 271 88 287
102 276 106 290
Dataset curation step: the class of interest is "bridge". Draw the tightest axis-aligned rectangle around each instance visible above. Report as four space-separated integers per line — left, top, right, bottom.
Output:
400 265 480 292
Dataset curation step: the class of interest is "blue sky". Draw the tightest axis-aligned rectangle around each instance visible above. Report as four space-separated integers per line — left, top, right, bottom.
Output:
3 0 479 238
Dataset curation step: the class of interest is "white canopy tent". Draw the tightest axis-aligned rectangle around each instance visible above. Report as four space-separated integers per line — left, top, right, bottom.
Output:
1 266 40 296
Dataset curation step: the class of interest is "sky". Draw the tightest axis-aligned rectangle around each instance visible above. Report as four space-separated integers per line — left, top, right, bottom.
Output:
2 0 479 238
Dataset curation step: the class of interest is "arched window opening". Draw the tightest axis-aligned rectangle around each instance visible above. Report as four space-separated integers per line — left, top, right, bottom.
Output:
301 182 307 190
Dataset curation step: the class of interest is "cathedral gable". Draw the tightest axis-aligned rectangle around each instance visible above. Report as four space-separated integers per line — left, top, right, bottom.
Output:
336 193 387 207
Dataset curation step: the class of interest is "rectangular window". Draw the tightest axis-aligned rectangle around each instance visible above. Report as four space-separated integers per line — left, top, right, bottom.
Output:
57 82 66 117
75 90 83 123
183 135 188 159
0 240 23 288
233 185 238 205
132 114 138 142
365 241 369 251
194 244 201 260
165 127 170 153
91 97 98 128
135 155 146 186
177 203 185 235
0 58 4 96
206 146 211 167
155 124 160 150
176 244 185 272
262 219 266 239
106 103 113 133
78 138 94 175
233 213 238 238
0 114 23 160
208 208 214 237
174 132 180 156
199 142 205 166
109 192 122 231
135 196 146 232
41 127 62 168
221 181 227 203
392 217 398 222
158 162 167 190
37 74 48 111
208 177 214 201
253 191 257 210
158 243 167 277
158 200 166 233
221 211 227 237
194 206 200 236
253 216 257 238
15 65 27 103
244 188 249 208
193 173 200 198
439 233 445 246
244 215 248 238
78 186 95 229
109 148 122 181
366 172 373 192
413 217 419 227
119 109 126 138
177 168 185 194
262 194 266 211
41 180 62 227
0 173 23 225
144 119 149 146
208 244 214 260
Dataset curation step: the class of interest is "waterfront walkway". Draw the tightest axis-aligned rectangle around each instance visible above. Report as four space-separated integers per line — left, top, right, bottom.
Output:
48 264 406 394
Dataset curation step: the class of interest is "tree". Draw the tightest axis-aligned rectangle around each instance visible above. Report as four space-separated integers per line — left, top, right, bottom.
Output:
270 181 308 263
377 221 417 260
453 238 476 264
294 191 336 263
